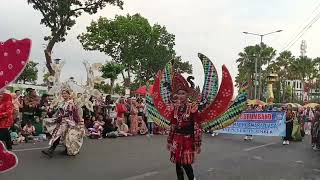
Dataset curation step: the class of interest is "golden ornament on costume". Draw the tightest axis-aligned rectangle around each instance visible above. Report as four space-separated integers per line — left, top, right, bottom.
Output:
48 76 55 82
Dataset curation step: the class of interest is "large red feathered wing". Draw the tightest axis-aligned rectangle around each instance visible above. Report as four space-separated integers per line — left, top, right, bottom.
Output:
199 65 234 123
152 70 174 120
0 138 18 174
0 39 31 90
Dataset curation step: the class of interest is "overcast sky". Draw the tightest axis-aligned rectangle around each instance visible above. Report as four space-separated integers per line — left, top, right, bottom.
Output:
1 0 320 88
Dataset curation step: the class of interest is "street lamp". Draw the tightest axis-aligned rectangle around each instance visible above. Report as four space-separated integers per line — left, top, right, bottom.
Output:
243 30 283 100
54 58 61 64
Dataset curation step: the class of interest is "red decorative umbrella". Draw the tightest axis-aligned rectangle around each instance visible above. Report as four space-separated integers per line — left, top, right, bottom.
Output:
135 85 153 95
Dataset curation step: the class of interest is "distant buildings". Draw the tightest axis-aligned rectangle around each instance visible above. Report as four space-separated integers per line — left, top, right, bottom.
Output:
283 80 320 102
7 83 48 95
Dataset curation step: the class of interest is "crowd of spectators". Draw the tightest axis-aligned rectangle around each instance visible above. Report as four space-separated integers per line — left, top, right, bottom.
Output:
8 89 168 146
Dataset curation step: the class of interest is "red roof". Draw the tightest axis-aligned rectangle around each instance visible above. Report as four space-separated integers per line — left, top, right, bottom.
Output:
134 85 153 95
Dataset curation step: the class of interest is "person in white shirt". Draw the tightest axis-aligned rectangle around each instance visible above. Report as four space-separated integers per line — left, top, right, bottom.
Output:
22 121 35 142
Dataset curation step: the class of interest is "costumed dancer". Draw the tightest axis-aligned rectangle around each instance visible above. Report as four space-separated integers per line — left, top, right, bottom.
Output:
152 53 243 180
152 72 205 180
0 38 32 173
0 91 14 150
165 76 202 180
42 88 84 157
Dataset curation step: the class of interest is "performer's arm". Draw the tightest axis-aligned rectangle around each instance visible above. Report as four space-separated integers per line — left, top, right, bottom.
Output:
70 103 81 123
193 112 202 154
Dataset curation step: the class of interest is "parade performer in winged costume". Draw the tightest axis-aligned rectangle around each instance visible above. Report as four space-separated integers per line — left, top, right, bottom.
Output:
42 84 84 157
42 61 104 157
150 53 248 180
0 38 32 173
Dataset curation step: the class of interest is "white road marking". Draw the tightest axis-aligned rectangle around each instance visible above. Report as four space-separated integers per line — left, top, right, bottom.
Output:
313 169 320 173
122 171 159 180
244 142 276 151
295 160 304 164
253 156 263 160
13 146 49 152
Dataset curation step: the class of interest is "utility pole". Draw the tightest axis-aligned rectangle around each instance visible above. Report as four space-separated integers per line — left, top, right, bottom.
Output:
243 30 283 100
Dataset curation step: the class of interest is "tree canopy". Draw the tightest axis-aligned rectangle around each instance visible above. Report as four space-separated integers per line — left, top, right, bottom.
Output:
78 13 192 88
27 0 123 75
17 61 39 84
100 62 124 93
235 43 276 98
236 43 320 103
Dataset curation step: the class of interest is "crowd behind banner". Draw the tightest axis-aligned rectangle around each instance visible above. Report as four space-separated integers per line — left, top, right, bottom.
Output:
242 104 320 150
7 88 168 146
3 88 320 151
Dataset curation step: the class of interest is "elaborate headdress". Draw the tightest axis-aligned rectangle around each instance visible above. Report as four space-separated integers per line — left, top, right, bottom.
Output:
171 73 191 94
165 71 201 104
150 53 248 131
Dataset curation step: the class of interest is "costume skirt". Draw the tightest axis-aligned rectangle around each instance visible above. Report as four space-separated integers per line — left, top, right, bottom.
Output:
170 133 195 165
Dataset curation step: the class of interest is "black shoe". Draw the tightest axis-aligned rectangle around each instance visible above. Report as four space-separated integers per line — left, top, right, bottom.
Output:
41 149 54 158
60 149 68 155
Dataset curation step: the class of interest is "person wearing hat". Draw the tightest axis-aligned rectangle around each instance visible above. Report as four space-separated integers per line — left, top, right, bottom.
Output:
0 90 14 150
153 73 202 180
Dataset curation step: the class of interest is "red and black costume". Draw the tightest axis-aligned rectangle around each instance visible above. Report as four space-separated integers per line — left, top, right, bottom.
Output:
152 72 205 180
167 107 202 165
152 59 235 180
147 53 251 180
0 93 14 150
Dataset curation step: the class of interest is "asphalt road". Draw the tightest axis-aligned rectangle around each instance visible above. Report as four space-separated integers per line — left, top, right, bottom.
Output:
1 134 320 180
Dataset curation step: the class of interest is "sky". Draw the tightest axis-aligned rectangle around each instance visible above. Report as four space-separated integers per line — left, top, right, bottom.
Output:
1 0 320 89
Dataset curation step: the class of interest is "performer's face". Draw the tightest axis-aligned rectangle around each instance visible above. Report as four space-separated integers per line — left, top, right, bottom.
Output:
31 90 37 96
15 90 21 96
62 90 70 100
176 90 187 103
171 94 178 103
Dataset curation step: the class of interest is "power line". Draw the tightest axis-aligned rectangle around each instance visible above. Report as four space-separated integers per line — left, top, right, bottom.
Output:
280 1 320 52
282 12 320 52
281 1 320 49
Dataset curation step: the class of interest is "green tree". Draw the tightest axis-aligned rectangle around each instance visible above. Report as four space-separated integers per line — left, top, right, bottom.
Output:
27 0 123 76
94 81 111 94
134 55 192 86
290 56 316 81
266 51 295 79
100 62 124 93
113 83 125 95
43 72 50 85
283 84 293 103
78 14 176 87
236 43 276 99
17 61 39 84
172 56 193 74
265 51 296 102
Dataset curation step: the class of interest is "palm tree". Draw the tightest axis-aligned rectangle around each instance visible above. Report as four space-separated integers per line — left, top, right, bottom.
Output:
265 51 297 102
290 56 316 81
236 48 256 98
236 43 276 99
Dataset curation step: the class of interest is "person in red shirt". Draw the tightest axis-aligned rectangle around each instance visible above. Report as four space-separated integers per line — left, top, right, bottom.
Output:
116 97 127 119
0 91 14 150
